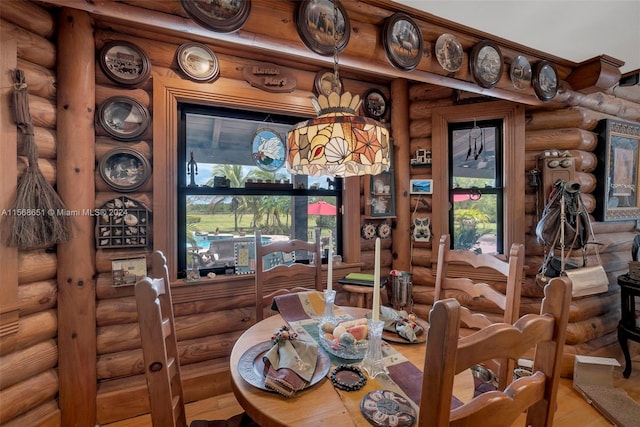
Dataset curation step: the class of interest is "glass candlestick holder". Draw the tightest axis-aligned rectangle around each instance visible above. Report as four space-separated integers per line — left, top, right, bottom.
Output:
322 289 337 323
360 319 388 378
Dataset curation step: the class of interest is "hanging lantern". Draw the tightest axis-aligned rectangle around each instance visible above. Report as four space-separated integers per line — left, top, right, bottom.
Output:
287 91 390 177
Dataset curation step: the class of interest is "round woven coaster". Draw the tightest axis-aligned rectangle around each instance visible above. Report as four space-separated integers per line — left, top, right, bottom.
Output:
360 389 416 427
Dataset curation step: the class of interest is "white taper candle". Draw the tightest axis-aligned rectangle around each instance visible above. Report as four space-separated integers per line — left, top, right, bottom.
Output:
327 235 333 292
372 237 380 321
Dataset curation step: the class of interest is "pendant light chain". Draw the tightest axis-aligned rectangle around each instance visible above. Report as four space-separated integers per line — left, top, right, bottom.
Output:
332 0 340 93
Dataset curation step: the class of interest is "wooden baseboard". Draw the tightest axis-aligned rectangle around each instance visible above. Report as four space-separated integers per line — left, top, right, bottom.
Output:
96 358 230 424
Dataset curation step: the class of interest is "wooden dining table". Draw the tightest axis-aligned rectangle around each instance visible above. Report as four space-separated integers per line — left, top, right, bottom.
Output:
230 305 474 427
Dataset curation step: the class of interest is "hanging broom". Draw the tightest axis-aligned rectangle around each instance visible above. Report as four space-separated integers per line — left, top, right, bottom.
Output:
4 69 71 248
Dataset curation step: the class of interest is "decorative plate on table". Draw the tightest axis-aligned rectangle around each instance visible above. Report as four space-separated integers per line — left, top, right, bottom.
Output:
381 316 428 344
237 341 330 392
361 390 417 427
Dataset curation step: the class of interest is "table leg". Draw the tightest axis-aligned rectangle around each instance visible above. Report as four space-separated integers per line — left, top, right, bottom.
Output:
618 322 632 379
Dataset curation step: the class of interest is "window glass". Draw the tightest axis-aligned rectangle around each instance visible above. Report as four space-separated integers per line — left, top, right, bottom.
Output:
178 106 341 279
448 119 503 253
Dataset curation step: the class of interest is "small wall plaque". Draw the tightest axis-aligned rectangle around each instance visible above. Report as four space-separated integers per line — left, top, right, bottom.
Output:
243 61 297 93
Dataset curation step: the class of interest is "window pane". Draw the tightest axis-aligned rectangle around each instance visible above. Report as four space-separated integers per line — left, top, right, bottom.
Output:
451 193 498 253
185 195 337 271
451 125 498 187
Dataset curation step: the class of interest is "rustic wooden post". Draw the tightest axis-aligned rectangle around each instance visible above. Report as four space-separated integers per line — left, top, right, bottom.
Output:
0 37 20 346
56 8 97 426
391 78 411 272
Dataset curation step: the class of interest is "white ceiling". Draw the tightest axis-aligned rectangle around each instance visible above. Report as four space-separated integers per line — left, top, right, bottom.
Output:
393 1 640 75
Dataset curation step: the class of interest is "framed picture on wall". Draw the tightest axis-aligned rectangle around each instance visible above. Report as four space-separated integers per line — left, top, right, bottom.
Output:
296 0 350 56
99 40 151 87
410 179 433 194
97 96 150 142
594 119 640 221
382 12 423 71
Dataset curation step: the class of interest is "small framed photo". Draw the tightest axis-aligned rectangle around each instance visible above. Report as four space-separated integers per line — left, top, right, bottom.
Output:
251 128 285 171
97 96 150 142
410 179 433 194
99 147 151 192
112 256 147 287
595 119 640 221
532 60 559 102
363 89 388 119
180 0 251 33
176 42 220 82
99 40 151 87
315 69 342 97
382 12 424 71
296 0 350 56
470 40 503 89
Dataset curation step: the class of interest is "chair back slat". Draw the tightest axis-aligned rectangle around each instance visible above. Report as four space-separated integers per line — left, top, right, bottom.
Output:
421 276 572 427
255 229 323 321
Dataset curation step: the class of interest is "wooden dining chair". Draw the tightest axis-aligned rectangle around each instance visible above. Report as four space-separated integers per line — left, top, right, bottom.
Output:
421 276 572 427
135 251 250 427
434 233 525 389
255 228 323 322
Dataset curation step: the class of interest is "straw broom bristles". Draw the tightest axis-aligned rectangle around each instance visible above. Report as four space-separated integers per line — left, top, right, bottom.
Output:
3 69 71 248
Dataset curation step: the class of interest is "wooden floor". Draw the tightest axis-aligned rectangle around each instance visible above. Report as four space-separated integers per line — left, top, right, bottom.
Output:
105 355 640 427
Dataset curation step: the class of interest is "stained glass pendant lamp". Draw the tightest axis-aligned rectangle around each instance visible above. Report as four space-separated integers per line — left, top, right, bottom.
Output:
286 1 390 178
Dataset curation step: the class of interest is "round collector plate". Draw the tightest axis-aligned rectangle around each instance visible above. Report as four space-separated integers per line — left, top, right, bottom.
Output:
251 128 286 171
99 40 151 87
97 96 150 142
382 12 424 71
360 390 417 427
296 0 350 56
99 147 151 192
176 42 220 82
180 0 250 33
363 89 388 120
469 40 503 89
510 55 532 90
532 60 559 102
435 33 463 73
237 341 330 392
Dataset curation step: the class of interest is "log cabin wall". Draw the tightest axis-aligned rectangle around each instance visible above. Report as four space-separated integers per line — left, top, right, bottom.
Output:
1 0 640 425
0 2 62 426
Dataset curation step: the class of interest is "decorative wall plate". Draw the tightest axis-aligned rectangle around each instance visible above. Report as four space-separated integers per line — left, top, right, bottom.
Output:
176 42 220 82
435 33 463 73
469 40 503 88
296 0 350 56
532 60 559 101
180 0 251 33
382 12 423 71
99 40 151 87
98 96 150 142
99 147 151 192
377 221 391 239
315 69 343 97
510 55 532 90
363 89 388 119
251 128 285 171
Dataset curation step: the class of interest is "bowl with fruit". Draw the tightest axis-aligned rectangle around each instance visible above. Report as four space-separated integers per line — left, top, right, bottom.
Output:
318 317 369 360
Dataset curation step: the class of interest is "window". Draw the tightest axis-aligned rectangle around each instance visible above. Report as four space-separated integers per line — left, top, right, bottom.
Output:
431 102 525 257
448 119 503 253
177 105 342 278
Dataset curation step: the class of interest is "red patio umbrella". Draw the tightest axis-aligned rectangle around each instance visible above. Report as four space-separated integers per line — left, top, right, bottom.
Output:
307 201 336 215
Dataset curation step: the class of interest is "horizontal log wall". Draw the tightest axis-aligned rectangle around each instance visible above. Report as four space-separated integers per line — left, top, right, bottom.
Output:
0 1 61 426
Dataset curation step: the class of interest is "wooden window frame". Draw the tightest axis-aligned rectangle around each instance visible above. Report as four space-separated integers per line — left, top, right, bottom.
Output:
431 101 526 260
152 76 361 280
